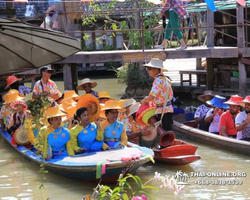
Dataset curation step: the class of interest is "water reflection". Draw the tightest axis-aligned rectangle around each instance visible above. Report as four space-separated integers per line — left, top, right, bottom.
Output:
0 75 249 199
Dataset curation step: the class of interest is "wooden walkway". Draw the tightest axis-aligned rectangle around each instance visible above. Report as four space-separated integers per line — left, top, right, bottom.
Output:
163 58 250 98
57 47 250 64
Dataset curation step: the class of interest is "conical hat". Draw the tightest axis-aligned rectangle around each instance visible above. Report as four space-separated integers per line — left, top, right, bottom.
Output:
15 128 29 145
63 90 80 100
119 98 136 108
101 100 122 111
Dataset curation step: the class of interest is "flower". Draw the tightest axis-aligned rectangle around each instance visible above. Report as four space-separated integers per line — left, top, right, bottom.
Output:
154 172 161 181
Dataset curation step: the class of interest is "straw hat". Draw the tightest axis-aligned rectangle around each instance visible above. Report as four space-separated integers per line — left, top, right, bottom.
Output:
66 105 77 117
238 96 250 107
101 100 122 111
119 98 136 109
98 91 113 99
44 106 67 119
206 95 229 110
5 75 22 89
3 93 25 104
142 58 168 72
10 100 28 110
224 95 243 106
76 94 100 122
3 89 25 101
128 102 141 117
197 90 214 102
63 90 80 100
77 78 97 90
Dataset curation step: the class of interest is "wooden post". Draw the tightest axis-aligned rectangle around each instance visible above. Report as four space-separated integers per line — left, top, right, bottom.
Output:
196 58 202 70
237 3 247 97
206 8 214 90
63 64 78 92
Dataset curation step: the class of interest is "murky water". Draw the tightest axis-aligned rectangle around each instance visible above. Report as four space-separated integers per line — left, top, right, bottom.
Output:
1 75 250 200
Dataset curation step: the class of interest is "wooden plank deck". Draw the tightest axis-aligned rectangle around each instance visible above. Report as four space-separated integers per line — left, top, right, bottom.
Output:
57 47 250 64
163 59 250 98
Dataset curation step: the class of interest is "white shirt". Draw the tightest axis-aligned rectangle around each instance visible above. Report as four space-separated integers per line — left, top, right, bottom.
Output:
206 108 221 133
235 111 250 139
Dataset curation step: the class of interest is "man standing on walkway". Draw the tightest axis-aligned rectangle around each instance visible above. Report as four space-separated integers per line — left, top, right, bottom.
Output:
32 66 60 102
235 96 250 141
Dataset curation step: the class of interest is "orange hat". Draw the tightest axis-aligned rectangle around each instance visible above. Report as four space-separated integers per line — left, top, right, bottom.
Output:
101 100 122 111
66 105 77 117
237 96 250 107
5 75 22 89
98 91 113 99
63 90 80 100
223 95 243 106
61 98 76 112
3 89 25 102
3 93 25 104
119 98 136 108
76 94 100 122
44 106 67 119
10 100 28 110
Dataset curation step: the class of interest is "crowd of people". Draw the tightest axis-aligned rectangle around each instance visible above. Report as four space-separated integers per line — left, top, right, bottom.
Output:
0 58 174 160
194 91 250 141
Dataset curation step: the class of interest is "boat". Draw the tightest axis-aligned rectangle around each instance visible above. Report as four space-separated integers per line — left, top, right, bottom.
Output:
153 139 201 165
0 131 154 183
173 113 250 156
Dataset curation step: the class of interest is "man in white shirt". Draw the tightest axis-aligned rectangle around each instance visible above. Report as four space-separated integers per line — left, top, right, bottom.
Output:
236 96 250 141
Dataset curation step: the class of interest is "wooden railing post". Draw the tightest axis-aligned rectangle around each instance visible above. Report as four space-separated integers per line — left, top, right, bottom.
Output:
206 8 214 90
237 3 247 97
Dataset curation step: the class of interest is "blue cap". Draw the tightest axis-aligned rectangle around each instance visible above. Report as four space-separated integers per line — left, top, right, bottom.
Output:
206 95 229 110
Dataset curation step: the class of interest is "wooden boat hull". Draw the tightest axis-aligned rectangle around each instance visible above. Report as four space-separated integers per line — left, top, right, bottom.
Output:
153 140 201 165
173 114 250 156
0 131 154 182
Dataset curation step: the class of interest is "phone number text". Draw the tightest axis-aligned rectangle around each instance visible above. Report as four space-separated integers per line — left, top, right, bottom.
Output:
195 179 243 185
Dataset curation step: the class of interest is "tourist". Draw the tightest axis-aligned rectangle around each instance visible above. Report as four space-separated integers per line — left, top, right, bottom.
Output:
236 96 250 141
155 0 189 50
9 100 30 147
100 100 127 150
77 78 98 98
32 66 60 102
220 95 243 138
118 98 136 124
0 92 24 133
70 107 103 153
34 106 74 160
141 58 173 131
204 95 229 135
194 90 214 131
98 91 114 104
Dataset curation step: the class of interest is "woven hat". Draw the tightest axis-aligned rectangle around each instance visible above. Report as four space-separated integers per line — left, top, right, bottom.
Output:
238 96 250 107
206 95 229 109
197 90 214 102
5 75 22 89
3 89 25 101
98 91 113 99
63 90 80 100
77 78 97 90
101 100 122 111
224 95 243 106
76 94 100 122
119 98 136 109
128 102 141 117
10 100 28 110
3 93 25 104
44 106 67 119
142 58 168 72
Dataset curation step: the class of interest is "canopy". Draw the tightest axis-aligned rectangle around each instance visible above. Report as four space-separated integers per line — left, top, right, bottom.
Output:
0 18 81 76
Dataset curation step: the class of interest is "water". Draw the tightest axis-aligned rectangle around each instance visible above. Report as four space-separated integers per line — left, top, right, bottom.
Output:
1 75 250 199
